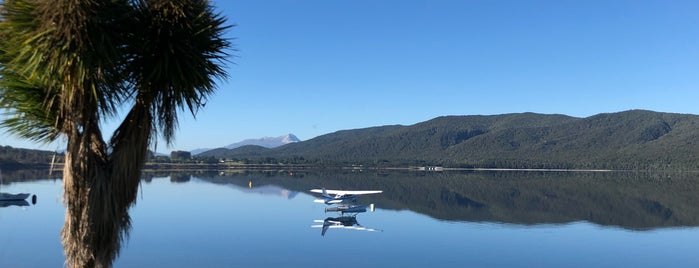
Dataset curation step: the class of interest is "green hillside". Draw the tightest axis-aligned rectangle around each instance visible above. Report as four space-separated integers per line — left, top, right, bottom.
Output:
200 110 699 170
0 146 59 170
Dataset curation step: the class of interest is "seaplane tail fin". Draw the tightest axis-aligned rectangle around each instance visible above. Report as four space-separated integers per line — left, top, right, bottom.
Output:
321 187 330 198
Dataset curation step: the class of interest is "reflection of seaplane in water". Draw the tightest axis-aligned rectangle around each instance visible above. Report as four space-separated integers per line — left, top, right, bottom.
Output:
310 188 382 204
324 203 375 215
312 216 382 236
310 187 383 236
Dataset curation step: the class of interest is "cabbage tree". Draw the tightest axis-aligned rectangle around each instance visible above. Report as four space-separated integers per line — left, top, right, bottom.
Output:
0 0 230 267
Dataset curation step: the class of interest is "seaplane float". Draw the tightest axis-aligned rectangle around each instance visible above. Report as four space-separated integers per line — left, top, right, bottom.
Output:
310 188 383 236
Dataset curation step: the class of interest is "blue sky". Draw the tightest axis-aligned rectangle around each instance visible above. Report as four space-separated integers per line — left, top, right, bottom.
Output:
2 0 698 152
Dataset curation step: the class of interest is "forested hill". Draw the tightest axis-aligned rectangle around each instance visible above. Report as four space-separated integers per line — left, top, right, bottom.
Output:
0 146 58 170
201 110 699 170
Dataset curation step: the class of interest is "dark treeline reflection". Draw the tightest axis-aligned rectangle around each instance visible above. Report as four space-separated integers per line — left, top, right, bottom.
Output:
7 169 699 231
175 170 699 230
5 168 699 267
0 169 62 183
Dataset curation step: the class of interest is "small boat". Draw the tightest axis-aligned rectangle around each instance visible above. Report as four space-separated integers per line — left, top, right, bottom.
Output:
0 192 30 201
0 169 35 203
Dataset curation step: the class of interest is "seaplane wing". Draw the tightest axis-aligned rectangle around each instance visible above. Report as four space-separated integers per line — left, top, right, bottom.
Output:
310 189 383 196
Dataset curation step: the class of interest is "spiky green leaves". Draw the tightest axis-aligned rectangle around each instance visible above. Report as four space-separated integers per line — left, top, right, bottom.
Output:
129 0 230 144
0 0 231 146
0 0 58 142
0 0 131 142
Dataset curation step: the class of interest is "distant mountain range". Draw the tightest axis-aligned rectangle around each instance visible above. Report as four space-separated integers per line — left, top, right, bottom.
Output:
5 110 699 170
198 110 699 170
191 134 300 155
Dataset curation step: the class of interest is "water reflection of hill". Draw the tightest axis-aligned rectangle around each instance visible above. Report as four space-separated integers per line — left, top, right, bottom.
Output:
0 169 62 185
189 170 699 230
6 169 698 230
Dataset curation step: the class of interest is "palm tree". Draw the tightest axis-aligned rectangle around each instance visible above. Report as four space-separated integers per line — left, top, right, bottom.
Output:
0 0 230 267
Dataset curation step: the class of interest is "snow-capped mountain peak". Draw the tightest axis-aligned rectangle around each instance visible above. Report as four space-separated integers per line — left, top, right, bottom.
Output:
224 134 300 150
190 134 300 155
280 134 300 144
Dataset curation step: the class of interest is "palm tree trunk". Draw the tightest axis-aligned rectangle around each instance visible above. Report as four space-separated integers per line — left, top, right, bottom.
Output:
61 99 153 268
61 114 113 268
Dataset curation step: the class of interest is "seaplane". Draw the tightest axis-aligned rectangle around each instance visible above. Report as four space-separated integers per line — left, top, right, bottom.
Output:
310 188 382 205
311 216 381 236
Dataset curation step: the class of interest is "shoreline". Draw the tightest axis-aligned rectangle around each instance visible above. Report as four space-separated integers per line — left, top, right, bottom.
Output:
6 162 697 173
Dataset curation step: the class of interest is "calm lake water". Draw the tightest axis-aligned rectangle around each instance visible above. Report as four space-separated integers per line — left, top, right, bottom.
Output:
1 169 698 267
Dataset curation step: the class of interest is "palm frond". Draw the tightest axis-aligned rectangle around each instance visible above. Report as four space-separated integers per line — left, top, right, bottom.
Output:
0 0 59 142
1 0 136 147
127 0 231 144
